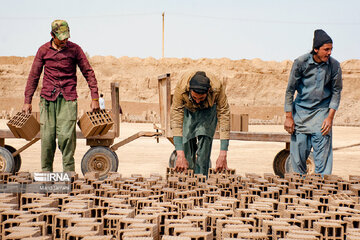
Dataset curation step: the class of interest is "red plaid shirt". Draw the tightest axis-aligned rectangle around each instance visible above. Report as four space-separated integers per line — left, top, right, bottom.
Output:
24 40 99 104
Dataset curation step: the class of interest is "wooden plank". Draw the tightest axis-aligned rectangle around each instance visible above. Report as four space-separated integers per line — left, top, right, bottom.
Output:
241 114 249 132
158 74 172 138
111 82 120 138
213 131 290 142
86 138 114 147
12 138 40 157
110 131 162 151
0 129 115 140
230 114 241 131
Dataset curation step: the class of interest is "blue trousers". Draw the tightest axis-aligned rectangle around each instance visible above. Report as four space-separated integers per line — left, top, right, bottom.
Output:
290 131 333 175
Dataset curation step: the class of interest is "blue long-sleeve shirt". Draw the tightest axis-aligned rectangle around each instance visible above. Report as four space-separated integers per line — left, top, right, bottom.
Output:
284 53 342 133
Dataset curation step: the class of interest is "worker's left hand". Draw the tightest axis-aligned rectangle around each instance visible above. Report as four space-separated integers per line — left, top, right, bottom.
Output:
91 100 100 112
321 117 333 136
215 150 228 172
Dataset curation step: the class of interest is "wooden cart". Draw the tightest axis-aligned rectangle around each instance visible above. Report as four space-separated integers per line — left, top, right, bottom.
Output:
0 75 320 178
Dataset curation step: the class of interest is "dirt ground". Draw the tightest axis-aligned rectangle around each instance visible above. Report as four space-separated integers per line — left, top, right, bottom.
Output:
1 120 359 179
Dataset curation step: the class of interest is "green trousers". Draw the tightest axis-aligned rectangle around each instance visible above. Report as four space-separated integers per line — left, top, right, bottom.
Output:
40 96 77 172
184 135 213 176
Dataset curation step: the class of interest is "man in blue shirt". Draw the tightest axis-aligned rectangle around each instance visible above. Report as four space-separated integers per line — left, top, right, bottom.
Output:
284 29 342 175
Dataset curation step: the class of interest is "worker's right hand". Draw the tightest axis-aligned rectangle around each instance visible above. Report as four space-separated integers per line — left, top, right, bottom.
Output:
284 115 295 134
22 104 32 114
175 150 189 172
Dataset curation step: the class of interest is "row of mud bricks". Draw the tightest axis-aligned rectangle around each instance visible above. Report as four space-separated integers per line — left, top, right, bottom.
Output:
0 169 359 240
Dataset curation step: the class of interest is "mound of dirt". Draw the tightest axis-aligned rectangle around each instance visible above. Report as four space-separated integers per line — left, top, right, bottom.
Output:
0 56 359 125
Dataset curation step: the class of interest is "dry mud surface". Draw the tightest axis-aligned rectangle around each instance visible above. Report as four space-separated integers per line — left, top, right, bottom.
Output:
1 121 359 178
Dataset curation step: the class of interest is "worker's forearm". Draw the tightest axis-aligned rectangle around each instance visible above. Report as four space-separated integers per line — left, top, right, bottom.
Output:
285 112 293 118
328 108 336 120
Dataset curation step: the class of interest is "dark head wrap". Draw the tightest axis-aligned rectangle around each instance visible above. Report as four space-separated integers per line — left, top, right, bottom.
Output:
189 71 210 94
312 29 332 51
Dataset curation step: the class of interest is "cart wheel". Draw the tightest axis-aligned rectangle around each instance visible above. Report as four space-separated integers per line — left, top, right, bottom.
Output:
4 145 21 173
81 146 119 179
285 152 315 175
273 149 289 178
0 146 15 173
169 150 177 168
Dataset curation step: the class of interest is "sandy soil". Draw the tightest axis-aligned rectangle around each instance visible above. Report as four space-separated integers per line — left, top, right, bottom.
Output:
1 120 359 179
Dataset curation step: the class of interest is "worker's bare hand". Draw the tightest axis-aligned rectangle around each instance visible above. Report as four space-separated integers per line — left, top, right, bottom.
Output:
91 100 100 112
22 104 32 114
216 150 228 172
321 117 333 136
175 150 189 172
284 116 295 134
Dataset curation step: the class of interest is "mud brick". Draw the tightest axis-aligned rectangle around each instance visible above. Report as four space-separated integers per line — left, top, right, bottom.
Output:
162 236 191 240
67 230 99 240
172 199 194 217
234 208 258 218
135 214 161 235
77 111 106 137
0 173 12 183
216 219 249 240
210 208 234 218
180 231 212 240
0 195 18 206
251 214 274 232
279 194 300 205
350 185 360 197
109 208 135 218
118 217 146 231
344 216 360 229
151 185 165 195
233 232 267 239
21 236 52 240
239 194 259 208
148 194 165 202
75 222 103 235
89 206 108 222
3 227 41 239
203 193 220 204
63 226 94 239
205 212 227 235
295 214 323 230
288 229 322 239
122 230 152 239
0 210 29 223
129 223 159 240
262 220 290 239
222 226 251 239
182 216 206 231
136 198 155 214
7 112 40 140
102 214 124 236
102 198 126 208
249 203 274 215
325 210 353 221
314 221 344 240
174 226 201 236
82 236 113 240
165 219 193 235
16 213 44 223
2 218 33 239
54 214 79 239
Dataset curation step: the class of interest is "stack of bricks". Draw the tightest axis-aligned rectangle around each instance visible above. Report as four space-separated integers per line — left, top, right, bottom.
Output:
0 170 359 239
78 110 114 137
7 112 40 140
